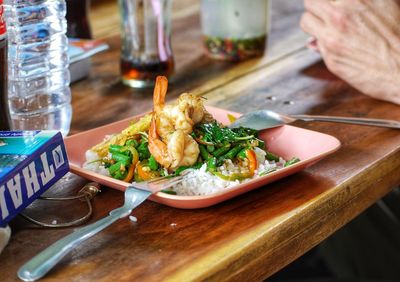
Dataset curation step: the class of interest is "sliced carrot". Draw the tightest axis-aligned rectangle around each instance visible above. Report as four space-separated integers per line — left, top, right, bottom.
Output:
245 149 257 177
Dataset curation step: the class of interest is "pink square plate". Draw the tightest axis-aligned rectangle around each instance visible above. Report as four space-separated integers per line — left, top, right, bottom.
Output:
64 106 341 209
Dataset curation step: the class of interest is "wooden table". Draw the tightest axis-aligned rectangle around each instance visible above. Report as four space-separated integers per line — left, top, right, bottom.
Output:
1 1 400 281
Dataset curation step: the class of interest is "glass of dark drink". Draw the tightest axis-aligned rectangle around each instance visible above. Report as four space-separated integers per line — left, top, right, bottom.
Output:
119 0 174 88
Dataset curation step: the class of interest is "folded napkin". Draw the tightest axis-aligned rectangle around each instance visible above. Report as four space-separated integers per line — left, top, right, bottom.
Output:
0 225 11 254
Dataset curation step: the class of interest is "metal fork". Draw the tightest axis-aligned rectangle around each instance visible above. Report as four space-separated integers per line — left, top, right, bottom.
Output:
17 175 184 282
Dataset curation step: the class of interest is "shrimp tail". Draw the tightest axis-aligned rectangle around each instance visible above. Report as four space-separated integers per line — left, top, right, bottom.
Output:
153 76 168 112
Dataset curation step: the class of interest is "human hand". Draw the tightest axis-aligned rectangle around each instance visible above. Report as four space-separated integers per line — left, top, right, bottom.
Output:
300 0 400 105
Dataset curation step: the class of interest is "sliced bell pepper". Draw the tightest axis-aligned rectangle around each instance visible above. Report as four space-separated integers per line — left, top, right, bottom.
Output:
123 148 140 182
212 171 248 182
122 164 135 182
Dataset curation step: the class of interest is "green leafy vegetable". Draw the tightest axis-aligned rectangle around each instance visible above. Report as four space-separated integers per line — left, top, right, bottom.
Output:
195 122 258 145
284 157 300 167
137 139 150 160
265 151 280 162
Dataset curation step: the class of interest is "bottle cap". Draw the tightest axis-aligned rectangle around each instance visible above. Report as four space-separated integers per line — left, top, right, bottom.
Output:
0 0 5 38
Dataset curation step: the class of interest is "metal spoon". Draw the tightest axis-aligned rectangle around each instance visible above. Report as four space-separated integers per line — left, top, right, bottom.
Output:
229 110 400 130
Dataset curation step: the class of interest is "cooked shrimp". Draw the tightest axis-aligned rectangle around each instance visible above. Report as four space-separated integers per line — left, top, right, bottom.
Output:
174 93 207 132
148 117 173 169
148 76 201 170
165 130 185 168
166 130 199 168
153 83 213 135
149 113 200 169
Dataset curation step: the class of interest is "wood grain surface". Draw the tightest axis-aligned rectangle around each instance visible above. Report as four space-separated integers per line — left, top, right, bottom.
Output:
1 1 399 281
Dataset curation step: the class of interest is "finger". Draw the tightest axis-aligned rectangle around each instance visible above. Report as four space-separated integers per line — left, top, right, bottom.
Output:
306 37 320 52
300 12 326 38
304 0 333 22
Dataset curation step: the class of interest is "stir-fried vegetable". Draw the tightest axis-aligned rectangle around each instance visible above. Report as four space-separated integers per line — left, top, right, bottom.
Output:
191 122 266 175
92 118 299 186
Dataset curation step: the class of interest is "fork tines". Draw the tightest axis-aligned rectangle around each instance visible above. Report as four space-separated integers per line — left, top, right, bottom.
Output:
132 174 185 191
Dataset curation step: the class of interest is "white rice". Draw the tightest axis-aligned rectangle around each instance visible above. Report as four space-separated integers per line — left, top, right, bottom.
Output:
83 150 110 176
172 147 285 196
83 147 286 196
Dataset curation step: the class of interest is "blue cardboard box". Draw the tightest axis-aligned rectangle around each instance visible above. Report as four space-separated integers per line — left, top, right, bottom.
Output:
0 131 69 227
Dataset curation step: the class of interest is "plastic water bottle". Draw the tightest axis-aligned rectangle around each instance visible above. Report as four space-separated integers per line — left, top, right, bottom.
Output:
4 0 72 136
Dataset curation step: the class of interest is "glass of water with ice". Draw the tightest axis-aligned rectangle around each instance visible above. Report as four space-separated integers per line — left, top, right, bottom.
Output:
201 0 270 61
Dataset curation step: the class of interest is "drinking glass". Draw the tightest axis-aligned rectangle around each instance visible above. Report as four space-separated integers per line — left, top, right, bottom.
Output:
201 0 270 61
119 0 174 88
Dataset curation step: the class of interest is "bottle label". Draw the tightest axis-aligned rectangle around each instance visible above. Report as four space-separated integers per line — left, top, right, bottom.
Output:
0 0 6 39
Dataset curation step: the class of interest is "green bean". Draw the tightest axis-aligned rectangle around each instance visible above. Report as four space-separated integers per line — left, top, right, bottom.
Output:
207 157 217 172
193 163 202 169
284 157 300 167
108 161 125 175
112 169 127 180
148 155 159 171
223 145 243 160
237 148 248 159
109 144 124 155
161 189 177 195
175 163 202 176
110 144 135 156
199 144 211 161
265 151 280 162
212 144 231 157
175 166 190 176
111 152 131 166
